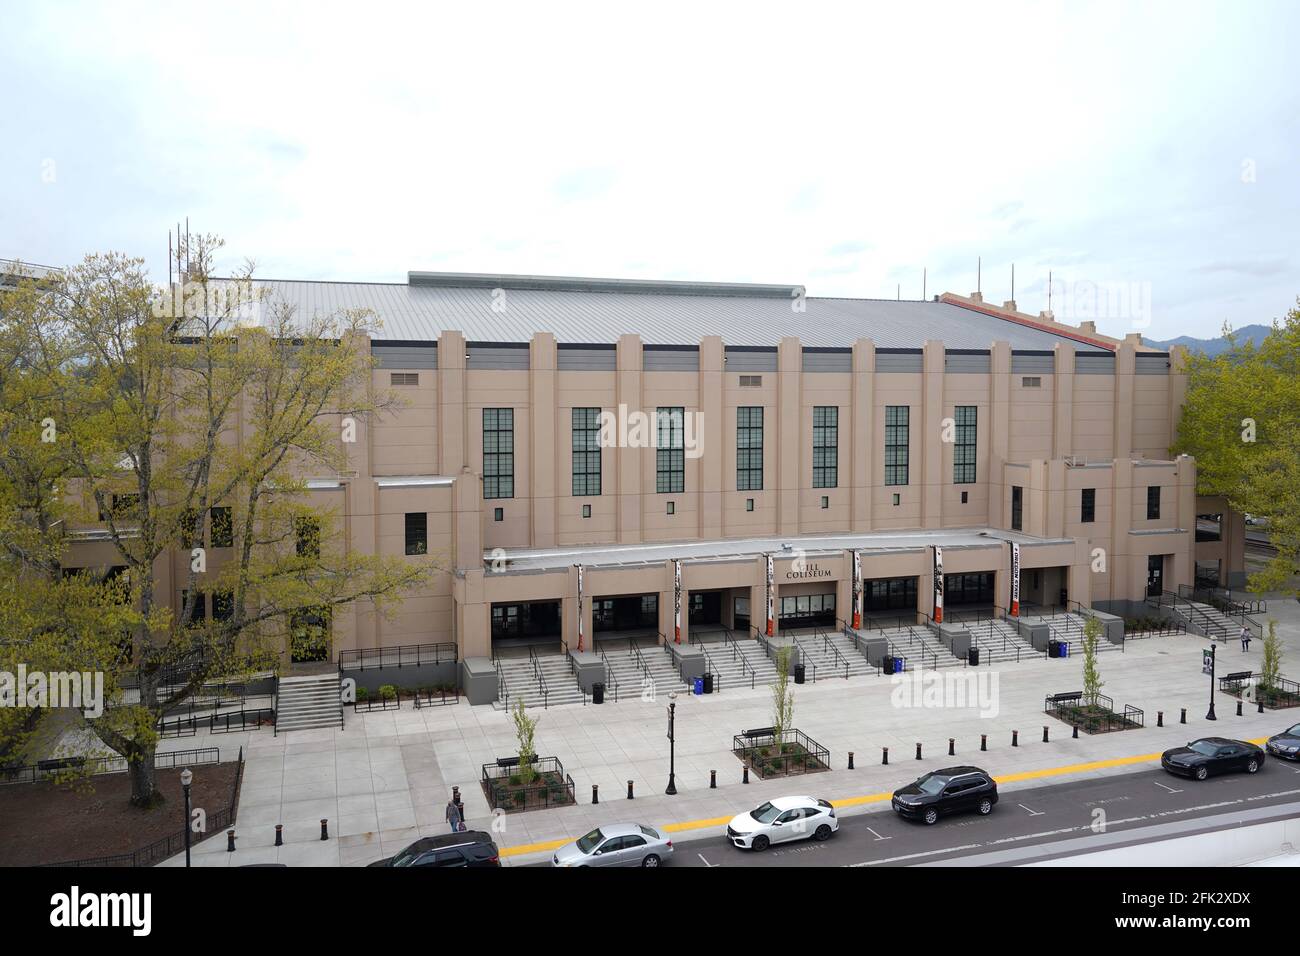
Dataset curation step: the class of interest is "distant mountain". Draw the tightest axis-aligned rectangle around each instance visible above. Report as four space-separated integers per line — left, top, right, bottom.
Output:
1143 324 1272 356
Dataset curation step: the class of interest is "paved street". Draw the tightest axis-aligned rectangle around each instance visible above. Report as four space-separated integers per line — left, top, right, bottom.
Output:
658 760 1300 868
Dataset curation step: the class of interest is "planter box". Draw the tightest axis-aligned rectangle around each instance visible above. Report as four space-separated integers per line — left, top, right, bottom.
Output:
480 756 576 814
732 728 830 779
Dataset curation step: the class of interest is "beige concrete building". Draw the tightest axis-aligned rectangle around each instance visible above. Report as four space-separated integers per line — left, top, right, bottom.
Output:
62 272 1246 665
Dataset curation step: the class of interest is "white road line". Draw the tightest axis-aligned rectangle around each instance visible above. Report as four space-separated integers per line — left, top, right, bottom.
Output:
1018 803 1045 816
865 827 891 841
697 853 717 867
1153 781 1183 794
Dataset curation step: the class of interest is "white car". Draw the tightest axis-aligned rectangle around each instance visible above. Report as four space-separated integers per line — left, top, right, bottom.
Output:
726 795 838 850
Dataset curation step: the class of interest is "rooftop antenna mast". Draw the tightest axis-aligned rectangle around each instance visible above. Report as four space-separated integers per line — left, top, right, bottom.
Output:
977 256 981 296
1011 263 1015 303
923 267 927 301
896 283 900 301
1048 270 1053 312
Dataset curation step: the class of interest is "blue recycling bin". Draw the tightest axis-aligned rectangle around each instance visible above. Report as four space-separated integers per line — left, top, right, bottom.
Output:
693 677 704 695
1059 643 1070 658
895 656 906 673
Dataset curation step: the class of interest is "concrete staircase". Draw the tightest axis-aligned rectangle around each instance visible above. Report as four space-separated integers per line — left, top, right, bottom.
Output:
877 625 966 669
602 645 690 700
1178 601 1237 640
275 672 344 733
785 629 877 680
964 618 1045 664
1029 611 1124 655
493 652 586 710
689 635 779 691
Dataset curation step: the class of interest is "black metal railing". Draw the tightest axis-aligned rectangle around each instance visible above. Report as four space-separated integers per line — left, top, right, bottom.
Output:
528 646 549 710
813 628 851 679
338 642 456 671
411 687 460 708
1126 619 1187 639
732 728 830 778
1044 692 1144 733
1 746 221 786
720 627 757 689
597 646 621 703
481 755 575 813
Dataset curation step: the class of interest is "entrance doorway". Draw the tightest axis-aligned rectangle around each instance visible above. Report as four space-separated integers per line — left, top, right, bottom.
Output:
1146 555 1165 598
593 594 658 632
778 592 836 630
491 600 561 649
689 591 722 627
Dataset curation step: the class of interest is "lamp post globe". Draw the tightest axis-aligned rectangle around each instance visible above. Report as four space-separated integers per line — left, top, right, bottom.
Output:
181 768 194 867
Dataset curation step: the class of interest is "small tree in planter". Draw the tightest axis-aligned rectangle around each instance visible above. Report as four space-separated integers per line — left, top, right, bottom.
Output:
1260 619 1283 697
1081 615 1104 705
771 646 794 742
511 698 539 786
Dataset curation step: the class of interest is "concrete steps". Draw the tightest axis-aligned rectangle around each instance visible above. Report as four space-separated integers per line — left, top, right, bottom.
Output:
691 637 779 691
603 647 690 700
877 625 966 669
494 654 586 710
275 673 343 733
786 630 877 680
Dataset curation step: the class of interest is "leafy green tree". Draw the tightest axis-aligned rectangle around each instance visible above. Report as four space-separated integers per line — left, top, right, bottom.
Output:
1172 303 1300 594
0 238 436 806
1260 619 1283 695
510 698 539 786
1081 614 1104 703
771 646 794 740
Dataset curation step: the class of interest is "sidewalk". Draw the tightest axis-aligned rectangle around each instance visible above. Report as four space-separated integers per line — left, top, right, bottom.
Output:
163 597 1300 867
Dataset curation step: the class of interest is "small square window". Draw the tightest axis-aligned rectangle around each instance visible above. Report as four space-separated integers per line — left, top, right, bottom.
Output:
961 491 968 504
493 507 503 522
1022 376 1041 388
746 498 754 512
820 495 829 509
892 493 900 506
582 504 591 519
667 501 675 515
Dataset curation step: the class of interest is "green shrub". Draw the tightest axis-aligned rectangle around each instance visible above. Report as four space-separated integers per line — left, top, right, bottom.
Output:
379 684 397 701
355 686 369 701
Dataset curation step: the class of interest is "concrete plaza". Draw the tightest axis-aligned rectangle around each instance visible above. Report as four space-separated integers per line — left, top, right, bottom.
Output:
162 597 1300 867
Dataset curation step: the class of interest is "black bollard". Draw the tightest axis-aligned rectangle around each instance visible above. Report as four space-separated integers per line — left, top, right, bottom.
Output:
227 829 236 852
274 824 283 847
1258 698 1265 714
1072 724 1079 739
1012 730 1019 747
980 734 987 752
592 784 599 804
743 766 750 784
627 780 634 800
320 819 329 841
882 746 889 765
710 769 717 789
915 742 922 760
1157 710 1164 727
1237 699 1243 717
1180 707 1187 724
848 751 855 770
1043 726 1049 743
948 738 955 756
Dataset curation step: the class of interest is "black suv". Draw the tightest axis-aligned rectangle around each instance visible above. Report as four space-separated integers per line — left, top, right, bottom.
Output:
367 831 501 867
891 766 998 825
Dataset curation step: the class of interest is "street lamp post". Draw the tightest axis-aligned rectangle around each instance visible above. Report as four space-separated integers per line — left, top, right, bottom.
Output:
180 768 193 867
665 692 677 796
1205 642 1217 721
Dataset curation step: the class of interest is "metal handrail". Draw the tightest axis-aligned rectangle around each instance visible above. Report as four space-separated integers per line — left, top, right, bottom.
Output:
720 628 757 689
786 634 818 682
528 646 549 709
597 646 621 702
815 628 851 679
494 657 509 710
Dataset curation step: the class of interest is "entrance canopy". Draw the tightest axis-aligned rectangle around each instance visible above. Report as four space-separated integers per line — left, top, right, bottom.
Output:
485 528 1066 573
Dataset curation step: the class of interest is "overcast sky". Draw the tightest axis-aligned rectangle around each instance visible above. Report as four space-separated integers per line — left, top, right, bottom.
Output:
2 0 1297 341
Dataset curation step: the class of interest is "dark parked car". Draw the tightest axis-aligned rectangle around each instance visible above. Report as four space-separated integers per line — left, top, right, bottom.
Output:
1161 737 1265 780
1266 723 1300 761
367 831 500 867
891 766 998 825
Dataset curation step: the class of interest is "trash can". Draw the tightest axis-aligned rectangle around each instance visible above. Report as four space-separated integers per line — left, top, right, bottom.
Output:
1047 639 1060 658
894 656 905 673
702 673 714 695
794 663 806 684
1059 642 1070 658
592 682 604 705
693 677 704 695
883 656 896 675
968 647 980 667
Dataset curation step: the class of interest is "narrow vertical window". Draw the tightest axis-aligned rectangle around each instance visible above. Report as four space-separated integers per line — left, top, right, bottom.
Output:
656 407 685 494
953 405 977 484
483 408 514 499
404 512 428 555
1081 488 1096 523
885 406 910 486
812 406 838 488
736 406 763 491
571 407 602 497
1011 486 1023 532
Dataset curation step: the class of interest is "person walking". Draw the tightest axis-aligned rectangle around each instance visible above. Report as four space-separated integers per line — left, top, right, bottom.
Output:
1240 625 1251 652
445 797 464 833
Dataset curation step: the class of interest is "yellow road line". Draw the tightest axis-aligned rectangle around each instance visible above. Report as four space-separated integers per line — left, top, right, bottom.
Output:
498 735 1271 858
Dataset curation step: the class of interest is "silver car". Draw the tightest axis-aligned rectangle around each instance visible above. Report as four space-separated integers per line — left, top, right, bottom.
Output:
551 823 674 867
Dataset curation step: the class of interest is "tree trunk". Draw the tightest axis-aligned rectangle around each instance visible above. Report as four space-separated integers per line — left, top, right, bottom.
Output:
128 744 163 808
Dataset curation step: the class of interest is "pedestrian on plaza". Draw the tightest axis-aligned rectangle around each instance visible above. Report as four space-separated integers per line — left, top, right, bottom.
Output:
1239 625 1250 652
446 797 464 833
